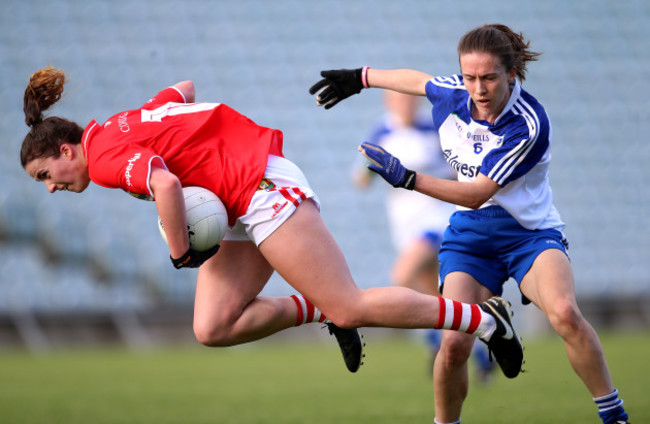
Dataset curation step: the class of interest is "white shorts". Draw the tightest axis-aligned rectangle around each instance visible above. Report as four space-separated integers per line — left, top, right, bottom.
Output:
222 155 320 246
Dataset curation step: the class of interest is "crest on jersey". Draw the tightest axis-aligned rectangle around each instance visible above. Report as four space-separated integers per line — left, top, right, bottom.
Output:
128 191 154 201
258 177 276 191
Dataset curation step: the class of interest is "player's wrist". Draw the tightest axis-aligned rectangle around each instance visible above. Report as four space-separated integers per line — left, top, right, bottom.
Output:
401 169 416 190
170 244 220 269
171 249 193 269
361 66 370 89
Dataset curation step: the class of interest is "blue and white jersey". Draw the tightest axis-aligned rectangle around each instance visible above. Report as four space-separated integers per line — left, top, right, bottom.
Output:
425 74 564 232
364 114 456 251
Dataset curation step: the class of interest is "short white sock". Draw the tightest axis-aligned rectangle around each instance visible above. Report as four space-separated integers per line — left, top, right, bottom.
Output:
434 418 460 424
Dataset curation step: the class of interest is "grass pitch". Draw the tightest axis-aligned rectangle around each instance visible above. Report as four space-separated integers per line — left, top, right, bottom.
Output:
0 331 648 423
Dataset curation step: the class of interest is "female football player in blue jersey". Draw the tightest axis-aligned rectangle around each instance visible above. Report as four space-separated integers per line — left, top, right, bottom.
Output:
354 91 495 382
310 23 629 424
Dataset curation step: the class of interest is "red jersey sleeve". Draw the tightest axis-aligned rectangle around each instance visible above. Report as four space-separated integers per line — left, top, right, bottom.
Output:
82 121 164 200
89 141 166 200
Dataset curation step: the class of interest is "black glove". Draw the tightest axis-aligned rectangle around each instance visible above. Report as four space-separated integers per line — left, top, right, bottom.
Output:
309 68 366 109
171 244 220 269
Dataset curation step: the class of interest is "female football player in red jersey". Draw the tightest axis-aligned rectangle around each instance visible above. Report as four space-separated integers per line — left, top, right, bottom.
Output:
20 66 522 378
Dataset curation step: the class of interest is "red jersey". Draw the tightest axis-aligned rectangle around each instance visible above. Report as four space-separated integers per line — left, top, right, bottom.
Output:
81 87 284 225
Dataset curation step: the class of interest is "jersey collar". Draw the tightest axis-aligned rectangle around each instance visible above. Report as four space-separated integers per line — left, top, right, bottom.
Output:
81 120 100 167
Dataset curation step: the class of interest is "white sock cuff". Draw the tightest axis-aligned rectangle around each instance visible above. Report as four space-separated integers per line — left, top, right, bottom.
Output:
290 294 323 325
593 388 623 412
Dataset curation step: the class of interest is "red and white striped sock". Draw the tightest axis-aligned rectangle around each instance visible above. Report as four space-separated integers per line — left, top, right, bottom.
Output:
434 297 493 338
290 295 326 326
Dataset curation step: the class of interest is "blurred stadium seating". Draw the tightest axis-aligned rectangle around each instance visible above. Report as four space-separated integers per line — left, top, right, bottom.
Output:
1 0 649 348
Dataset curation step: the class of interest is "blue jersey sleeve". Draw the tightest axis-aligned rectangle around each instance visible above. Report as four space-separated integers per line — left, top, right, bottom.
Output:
425 75 471 129
480 105 550 187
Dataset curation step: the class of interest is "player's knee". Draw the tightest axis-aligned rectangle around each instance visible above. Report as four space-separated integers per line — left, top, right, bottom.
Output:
316 290 367 329
322 301 366 329
193 316 238 347
547 300 584 338
324 310 364 329
193 323 226 347
437 336 474 368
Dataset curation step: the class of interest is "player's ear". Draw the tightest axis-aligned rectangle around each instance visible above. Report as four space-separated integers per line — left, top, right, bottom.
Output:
60 143 71 159
60 143 75 160
508 67 517 84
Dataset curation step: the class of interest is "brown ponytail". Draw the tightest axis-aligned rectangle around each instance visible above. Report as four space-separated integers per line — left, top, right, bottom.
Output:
21 67 83 168
457 24 542 81
23 67 66 127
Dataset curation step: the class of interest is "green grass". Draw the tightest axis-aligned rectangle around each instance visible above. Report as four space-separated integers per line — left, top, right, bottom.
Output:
0 331 648 423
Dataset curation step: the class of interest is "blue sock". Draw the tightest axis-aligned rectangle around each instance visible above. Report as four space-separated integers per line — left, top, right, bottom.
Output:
471 340 493 372
594 389 628 424
425 328 441 351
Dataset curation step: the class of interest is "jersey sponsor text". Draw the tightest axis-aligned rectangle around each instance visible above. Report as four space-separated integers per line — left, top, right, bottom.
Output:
443 149 482 178
125 153 141 187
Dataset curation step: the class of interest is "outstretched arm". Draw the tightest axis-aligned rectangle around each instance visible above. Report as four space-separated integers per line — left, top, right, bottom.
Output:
309 67 433 108
365 68 432 96
358 142 500 209
414 172 500 210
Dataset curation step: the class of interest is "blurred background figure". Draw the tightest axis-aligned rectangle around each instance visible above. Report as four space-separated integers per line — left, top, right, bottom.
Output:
353 91 495 382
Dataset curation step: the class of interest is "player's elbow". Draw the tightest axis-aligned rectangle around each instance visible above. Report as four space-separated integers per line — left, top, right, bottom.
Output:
463 176 500 209
465 200 487 210
174 80 195 103
150 168 182 196
463 193 492 210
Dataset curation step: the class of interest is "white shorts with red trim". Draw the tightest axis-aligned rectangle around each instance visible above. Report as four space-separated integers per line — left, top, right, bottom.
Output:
222 155 320 246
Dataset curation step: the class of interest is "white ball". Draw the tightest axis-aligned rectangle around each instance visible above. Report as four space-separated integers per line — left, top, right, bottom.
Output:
158 186 229 252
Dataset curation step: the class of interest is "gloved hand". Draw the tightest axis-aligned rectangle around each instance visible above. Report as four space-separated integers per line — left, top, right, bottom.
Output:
309 68 367 109
171 244 220 269
358 142 416 190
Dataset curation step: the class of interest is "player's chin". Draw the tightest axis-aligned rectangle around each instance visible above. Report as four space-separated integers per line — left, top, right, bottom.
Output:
71 183 90 193
80 180 92 192
476 100 491 111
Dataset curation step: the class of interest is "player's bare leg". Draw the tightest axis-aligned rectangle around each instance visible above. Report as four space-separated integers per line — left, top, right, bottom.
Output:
521 249 614 397
258 200 487 331
432 273 493 424
193 201 517 376
390 238 439 295
193 236 363 372
193 240 298 346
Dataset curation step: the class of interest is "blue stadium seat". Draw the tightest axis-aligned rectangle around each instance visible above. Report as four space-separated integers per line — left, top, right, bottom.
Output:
1 0 648 316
